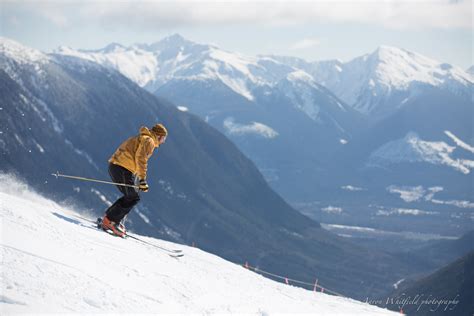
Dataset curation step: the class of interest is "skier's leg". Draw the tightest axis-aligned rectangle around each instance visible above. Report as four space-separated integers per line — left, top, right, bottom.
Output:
104 164 140 223
113 188 140 223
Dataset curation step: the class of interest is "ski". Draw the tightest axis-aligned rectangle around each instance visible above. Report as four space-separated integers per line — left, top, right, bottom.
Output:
125 233 183 254
96 217 184 257
168 253 184 259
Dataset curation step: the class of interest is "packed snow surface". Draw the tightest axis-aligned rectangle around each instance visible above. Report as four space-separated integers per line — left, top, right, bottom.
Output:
0 175 396 314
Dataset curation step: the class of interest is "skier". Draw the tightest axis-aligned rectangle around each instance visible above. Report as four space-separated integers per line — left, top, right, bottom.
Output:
100 123 168 237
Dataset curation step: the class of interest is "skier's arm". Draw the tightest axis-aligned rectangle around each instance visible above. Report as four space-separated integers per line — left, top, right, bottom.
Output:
135 137 155 180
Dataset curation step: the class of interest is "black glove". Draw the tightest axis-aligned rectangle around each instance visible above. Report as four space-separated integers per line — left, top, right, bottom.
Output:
138 178 149 192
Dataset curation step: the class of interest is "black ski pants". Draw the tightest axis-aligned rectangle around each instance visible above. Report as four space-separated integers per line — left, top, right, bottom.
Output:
105 163 140 223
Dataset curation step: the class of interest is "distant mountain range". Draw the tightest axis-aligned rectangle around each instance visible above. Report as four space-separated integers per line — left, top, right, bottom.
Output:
55 34 474 238
274 46 471 119
56 34 367 202
1 37 425 300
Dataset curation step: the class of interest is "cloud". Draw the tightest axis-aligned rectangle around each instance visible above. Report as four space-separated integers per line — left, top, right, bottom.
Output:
3 1 70 28
38 8 69 28
4 0 472 31
289 38 321 50
87 1 473 30
223 117 279 139
8 15 20 27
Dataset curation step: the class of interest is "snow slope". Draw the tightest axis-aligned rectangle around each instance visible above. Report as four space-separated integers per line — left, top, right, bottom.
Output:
368 131 474 174
0 175 396 315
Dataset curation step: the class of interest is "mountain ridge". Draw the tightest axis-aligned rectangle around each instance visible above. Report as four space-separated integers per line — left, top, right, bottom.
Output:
53 34 473 124
279 45 472 119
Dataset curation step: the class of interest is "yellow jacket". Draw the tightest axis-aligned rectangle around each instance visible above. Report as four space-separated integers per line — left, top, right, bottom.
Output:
109 127 160 179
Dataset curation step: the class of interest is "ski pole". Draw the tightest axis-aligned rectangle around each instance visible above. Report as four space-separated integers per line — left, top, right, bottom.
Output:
51 171 139 189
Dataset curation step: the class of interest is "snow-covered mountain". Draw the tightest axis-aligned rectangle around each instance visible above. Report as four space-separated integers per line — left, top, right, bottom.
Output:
291 46 474 193
467 65 474 76
368 131 474 174
281 46 473 119
268 45 473 235
56 34 289 101
54 36 473 133
1 36 50 65
0 174 397 314
56 34 357 128
55 34 364 201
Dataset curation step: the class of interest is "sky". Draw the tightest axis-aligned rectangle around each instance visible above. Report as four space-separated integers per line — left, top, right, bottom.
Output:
1 0 472 69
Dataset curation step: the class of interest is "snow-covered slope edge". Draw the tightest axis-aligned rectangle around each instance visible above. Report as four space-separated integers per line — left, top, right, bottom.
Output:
0 174 396 315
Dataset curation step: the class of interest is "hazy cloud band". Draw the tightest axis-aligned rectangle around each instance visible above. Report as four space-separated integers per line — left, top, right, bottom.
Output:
3 0 472 31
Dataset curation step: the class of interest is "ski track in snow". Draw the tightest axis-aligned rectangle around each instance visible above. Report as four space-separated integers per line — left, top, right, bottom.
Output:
0 176 397 315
